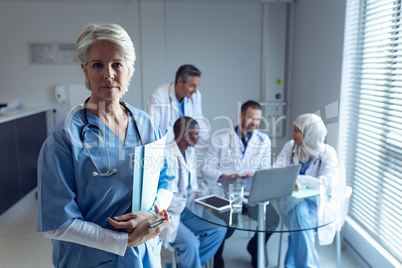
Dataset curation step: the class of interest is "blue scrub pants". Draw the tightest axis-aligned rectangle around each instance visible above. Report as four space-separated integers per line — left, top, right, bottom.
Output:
171 209 226 268
284 197 319 268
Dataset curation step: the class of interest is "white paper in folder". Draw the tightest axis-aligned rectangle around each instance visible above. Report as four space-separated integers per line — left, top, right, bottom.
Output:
132 134 167 212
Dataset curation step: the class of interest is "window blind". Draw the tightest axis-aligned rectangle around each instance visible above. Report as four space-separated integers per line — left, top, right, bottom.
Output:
339 0 402 263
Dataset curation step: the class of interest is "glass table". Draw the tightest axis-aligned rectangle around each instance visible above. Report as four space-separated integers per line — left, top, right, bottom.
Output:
186 177 340 268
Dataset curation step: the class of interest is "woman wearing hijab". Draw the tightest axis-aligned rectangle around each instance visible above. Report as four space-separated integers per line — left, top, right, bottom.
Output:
275 113 345 268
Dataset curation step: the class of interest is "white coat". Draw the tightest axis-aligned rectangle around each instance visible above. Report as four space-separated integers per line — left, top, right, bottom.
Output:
159 141 199 248
146 83 210 152
275 140 346 245
202 128 271 185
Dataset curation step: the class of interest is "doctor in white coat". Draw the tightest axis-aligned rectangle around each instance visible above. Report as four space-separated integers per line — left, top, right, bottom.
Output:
160 116 226 268
201 100 271 268
275 113 345 268
146 64 210 152
202 100 271 184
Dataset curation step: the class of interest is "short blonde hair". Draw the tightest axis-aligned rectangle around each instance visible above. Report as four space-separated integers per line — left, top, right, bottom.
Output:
75 23 135 92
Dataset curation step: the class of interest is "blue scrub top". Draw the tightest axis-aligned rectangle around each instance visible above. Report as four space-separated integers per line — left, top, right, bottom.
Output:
36 102 174 268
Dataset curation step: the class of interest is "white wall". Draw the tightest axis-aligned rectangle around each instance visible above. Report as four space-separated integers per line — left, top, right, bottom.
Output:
0 0 347 152
288 0 346 151
0 0 262 136
141 0 263 133
0 0 143 113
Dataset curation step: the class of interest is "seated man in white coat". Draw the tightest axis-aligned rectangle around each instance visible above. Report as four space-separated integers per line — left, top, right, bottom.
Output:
146 64 210 153
201 100 271 268
160 116 226 268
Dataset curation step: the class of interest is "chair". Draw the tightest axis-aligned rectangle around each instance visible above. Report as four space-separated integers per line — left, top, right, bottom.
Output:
336 186 353 268
164 244 177 268
162 240 214 268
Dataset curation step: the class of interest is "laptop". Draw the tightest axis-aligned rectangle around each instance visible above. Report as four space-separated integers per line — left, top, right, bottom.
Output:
244 164 301 206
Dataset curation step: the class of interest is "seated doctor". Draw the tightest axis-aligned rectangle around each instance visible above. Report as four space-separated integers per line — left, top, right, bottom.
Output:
160 116 226 268
146 64 210 152
36 23 174 268
201 100 271 268
275 113 345 268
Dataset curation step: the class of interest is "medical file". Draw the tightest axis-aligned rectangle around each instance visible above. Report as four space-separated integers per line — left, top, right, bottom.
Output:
291 187 320 199
132 134 167 212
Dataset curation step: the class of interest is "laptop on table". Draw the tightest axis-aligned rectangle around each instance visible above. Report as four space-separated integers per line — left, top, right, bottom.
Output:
244 164 301 206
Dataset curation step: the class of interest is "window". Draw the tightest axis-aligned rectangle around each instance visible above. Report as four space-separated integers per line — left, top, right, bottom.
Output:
339 0 402 263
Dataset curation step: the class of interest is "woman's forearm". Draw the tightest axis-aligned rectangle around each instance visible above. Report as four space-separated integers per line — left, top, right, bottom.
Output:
44 218 128 256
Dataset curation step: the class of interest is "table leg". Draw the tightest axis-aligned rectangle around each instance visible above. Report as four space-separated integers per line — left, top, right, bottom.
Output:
257 202 268 268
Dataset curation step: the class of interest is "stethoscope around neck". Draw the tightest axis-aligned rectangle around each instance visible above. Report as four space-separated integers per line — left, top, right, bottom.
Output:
227 127 252 156
290 144 321 172
80 97 143 177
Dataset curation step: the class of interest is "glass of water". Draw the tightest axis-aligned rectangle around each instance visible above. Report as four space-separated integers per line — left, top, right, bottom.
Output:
228 184 244 212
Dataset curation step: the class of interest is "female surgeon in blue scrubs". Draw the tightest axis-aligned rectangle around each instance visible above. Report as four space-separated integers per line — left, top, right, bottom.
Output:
36 23 174 267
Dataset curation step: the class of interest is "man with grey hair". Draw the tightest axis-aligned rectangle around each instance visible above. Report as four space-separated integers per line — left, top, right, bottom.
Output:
146 64 210 152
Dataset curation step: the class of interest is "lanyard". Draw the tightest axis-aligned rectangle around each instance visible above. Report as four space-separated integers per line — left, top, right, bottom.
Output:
237 128 253 156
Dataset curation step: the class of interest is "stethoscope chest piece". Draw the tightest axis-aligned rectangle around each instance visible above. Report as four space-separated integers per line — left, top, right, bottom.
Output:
81 123 116 177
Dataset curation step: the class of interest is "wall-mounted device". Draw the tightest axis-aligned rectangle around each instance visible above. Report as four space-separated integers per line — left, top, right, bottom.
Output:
54 84 89 107
55 84 68 104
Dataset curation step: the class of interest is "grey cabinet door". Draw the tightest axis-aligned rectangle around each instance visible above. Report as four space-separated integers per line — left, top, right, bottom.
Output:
0 121 20 214
15 112 47 196
0 112 47 214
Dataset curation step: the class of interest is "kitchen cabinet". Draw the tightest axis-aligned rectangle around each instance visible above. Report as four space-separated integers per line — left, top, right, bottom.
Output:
0 110 48 214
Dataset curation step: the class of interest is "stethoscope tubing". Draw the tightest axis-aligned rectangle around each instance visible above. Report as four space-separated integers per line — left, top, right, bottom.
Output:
290 144 322 171
80 97 143 176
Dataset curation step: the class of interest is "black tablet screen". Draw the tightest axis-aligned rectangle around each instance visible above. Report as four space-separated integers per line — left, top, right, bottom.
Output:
202 196 230 208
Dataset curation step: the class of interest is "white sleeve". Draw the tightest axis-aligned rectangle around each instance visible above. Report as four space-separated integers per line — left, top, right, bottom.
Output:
154 188 174 210
146 90 161 125
296 175 321 189
274 141 293 168
201 143 224 185
44 219 128 256
146 87 175 143
257 135 271 170
193 91 210 153
297 147 339 191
